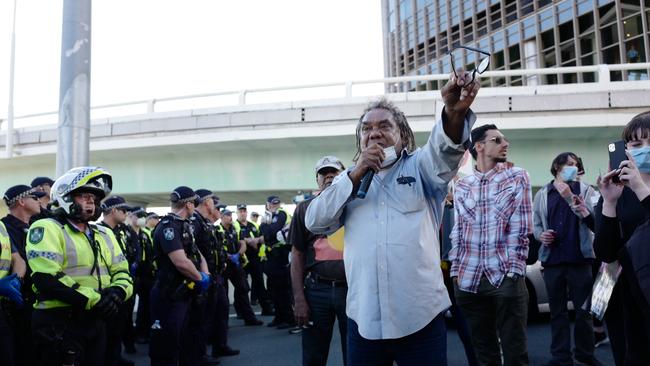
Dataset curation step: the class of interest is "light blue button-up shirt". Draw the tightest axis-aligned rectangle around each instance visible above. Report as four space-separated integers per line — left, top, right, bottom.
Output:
305 111 476 340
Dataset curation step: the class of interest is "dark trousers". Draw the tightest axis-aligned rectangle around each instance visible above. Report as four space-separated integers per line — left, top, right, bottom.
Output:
455 275 529 366
225 264 256 321
180 294 207 366
443 272 479 366
267 270 294 323
32 308 107 366
0 306 16 366
122 296 136 348
604 283 625 366
246 255 273 311
543 264 595 365
302 275 348 366
135 280 153 339
208 275 230 352
149 285 190 366
7 302 34 366
347 312 447 366
105 303 127 366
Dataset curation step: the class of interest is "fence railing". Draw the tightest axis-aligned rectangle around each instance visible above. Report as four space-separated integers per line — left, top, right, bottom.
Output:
1 63 649 130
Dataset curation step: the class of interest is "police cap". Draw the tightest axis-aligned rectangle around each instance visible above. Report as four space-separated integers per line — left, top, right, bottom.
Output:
101 196 132 212
170 186 198 204
3 185 47 206
221 209 232 216
236 204 247 210
30 176 55 188
267 195 281 204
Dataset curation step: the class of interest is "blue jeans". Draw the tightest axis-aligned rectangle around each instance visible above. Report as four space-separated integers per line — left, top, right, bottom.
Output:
347 312 447 366
302 275 348 366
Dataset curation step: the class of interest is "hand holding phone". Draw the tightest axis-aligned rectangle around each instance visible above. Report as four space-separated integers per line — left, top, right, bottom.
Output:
608 140 627 184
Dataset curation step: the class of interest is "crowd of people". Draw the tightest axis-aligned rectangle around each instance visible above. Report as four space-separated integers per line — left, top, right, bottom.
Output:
0 69 648 366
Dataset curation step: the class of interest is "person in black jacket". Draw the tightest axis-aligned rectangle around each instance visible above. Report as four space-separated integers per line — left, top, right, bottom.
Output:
594 111 650 366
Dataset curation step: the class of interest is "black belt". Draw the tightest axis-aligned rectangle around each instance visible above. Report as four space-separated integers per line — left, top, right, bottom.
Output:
308 273 347 287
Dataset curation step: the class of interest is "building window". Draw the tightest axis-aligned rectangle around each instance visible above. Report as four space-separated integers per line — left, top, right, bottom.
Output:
521 0 534 17
623 15 643 40
577 0 593 16
578 12 595 34
490 2 502 30
504 0 517 24
556 0 573 24
539 8 554 32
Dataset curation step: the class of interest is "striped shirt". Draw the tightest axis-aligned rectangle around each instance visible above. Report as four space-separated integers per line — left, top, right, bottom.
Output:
449 163 533 293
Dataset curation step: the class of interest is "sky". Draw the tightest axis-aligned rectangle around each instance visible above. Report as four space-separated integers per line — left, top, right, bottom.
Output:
0 0 385 125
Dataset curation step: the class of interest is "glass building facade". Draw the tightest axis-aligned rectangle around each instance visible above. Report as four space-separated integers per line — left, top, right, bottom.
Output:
381 0 650 92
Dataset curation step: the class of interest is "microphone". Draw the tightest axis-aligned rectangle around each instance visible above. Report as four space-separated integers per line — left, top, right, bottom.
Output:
356 169 374 199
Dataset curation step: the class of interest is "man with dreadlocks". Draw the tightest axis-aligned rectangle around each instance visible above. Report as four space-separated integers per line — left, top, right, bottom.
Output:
305 71 480 365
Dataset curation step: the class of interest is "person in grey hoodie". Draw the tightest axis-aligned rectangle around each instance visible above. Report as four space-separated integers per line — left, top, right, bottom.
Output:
533 152 603 366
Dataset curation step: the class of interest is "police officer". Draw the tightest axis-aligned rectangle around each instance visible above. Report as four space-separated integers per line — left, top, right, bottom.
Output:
260 195 295 329
99 196 138 366
26 166 134 366
234 204 273 315
149 186 211 366
129 207 156 344
2 184 47 366
190 190 235 364
30 176 55 209
0 219 23 366
218 209 263 326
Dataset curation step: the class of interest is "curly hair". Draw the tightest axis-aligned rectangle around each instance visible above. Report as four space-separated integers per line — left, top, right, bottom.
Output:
353 98 417 162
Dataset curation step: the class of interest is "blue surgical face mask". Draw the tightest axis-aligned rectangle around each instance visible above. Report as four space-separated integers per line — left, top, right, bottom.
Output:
559 166 578 182
630 146 650 173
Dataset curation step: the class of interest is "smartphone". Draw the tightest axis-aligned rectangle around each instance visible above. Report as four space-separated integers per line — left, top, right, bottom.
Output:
608 140 627 183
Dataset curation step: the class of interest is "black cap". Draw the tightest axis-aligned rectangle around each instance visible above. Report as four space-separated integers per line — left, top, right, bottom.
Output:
30 176 55 188
267 195 281 204
146 212 160 220
3 185 47 206
236 204 247 210
221 209 232 216
129 206 147 217
195 189 217 204
250 211 260 217
100 196 131 211
216 203 227 210
170 186 198 204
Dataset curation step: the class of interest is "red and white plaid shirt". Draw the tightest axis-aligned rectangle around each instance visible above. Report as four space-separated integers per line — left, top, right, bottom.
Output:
449 163 533 293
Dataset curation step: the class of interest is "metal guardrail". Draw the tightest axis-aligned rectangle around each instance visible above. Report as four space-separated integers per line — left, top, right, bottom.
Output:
1 63 649 127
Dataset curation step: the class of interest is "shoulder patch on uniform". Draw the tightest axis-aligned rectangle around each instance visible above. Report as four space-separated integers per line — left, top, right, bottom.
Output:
163 227 175 241
29 227 45 244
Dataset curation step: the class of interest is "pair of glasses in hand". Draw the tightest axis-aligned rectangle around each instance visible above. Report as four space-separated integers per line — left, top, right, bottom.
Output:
448 45 491 84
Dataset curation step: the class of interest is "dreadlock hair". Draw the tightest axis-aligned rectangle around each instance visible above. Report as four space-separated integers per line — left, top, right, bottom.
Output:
353 98 417 162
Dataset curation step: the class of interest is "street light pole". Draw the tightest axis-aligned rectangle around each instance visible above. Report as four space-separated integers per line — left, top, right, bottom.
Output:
56 0 91 176
6 0 17 159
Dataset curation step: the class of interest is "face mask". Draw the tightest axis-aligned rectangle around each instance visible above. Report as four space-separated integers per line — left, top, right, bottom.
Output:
560 166 578 182
381 146 398 168
136 217 146 227
630 146 650 173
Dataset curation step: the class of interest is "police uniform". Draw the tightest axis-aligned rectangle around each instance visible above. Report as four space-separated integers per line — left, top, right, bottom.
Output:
234 204 274 316
218 213 262 325
260 197 295 327
0 221 19 366
1 185 47 366
149 187 206 366
134 212 156 343
26 166 133 366
99 196 139 365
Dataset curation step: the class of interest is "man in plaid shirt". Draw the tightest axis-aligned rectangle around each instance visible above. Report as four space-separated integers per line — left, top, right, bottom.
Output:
449 124 533 366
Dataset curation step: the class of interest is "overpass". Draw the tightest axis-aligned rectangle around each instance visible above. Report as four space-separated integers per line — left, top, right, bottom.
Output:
1 64 649 207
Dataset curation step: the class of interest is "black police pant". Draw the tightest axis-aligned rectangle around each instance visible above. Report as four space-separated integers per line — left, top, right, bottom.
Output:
207 275 230 354
149 285 190 366
246 254 273 312
135 278 153 339
225 264 256 322
106 298 135 366
7 301 34 366
180 292 208 366
265 269 294 324
32 308 107 366
0 304 16 366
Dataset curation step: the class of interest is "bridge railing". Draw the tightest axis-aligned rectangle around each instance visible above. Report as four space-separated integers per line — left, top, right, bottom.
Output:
1 63 649 130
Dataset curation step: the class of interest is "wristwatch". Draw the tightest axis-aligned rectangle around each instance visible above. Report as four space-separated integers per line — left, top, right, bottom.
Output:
506 272 520 281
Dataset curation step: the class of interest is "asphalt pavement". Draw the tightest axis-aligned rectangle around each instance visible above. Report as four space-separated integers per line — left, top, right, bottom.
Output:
128 312 615 365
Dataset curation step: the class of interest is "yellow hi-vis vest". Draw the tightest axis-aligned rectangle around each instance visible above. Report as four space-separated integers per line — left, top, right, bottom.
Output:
0 222 12 279
258 208 293 260
26 218 133 310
